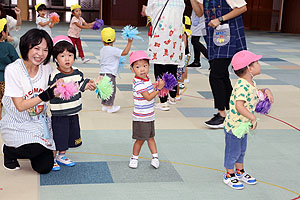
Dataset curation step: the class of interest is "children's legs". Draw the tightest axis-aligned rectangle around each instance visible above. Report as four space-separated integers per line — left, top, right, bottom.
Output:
132 140 145 156
147 137 157 154
224 130 243 173
235 163 244 171
75 37 85 59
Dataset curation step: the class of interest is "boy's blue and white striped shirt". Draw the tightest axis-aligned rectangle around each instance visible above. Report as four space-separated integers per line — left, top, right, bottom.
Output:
132 76 155 122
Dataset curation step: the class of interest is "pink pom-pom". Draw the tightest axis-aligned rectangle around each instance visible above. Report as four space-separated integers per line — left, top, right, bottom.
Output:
158 88 169 97
49 12 60 23
55 81 79 100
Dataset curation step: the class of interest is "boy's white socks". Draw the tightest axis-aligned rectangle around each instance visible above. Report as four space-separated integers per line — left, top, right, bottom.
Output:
152 153 158 158
132 155 139 160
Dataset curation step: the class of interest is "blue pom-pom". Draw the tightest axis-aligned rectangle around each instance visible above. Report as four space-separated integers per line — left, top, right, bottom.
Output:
121 25 144 41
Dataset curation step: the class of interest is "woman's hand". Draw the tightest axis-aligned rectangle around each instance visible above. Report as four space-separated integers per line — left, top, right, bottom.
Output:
208 18 221 28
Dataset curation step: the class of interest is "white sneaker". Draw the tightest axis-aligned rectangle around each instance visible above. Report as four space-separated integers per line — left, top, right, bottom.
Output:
129 157 138 169
168 97 176 105
223 174 244 190
151 157 159 169
107 105 120 113
236 171 257 185
155 102 170 111
175 95 181 101
82 58 90 63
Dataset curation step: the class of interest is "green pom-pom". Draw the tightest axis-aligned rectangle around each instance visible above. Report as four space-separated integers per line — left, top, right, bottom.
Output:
95 76 114 100
232 122 252 139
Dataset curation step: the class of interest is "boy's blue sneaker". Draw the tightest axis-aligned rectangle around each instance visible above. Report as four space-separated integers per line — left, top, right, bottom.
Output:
236 171 257 185
56 156 75 167
223 173 244 190
52 160 60 171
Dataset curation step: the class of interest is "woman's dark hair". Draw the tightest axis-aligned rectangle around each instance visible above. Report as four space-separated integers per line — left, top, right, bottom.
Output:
130 59 150 68
19 28 53 65
0 24 7 38
52 41 76 67
0 4 6 18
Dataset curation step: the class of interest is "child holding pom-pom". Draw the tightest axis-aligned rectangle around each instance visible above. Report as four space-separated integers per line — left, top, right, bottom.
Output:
48 35 96 171
96 27 133 113
68 4 96 63
128 50 165 169
223 50 273 190
35 3 58 37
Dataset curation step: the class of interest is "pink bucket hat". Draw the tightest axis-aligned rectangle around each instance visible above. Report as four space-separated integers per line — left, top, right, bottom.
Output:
129 50 150 66
232 50 262 71
52 35 73 46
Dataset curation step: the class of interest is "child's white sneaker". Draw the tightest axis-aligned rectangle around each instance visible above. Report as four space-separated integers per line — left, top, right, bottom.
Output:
107 106 120 113
129 157 138 169
236 170 257 185
151 157 159 169
155 102 170 111
168 97 176 105
56 155 75 167
82 58 90 63
223 173 244 190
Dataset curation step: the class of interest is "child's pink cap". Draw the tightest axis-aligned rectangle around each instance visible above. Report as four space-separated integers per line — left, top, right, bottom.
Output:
129 50 150 65
232 50 262 71
52 35 73 46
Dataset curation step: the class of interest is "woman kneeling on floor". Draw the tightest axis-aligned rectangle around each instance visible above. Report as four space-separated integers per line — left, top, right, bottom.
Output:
0 29 59 174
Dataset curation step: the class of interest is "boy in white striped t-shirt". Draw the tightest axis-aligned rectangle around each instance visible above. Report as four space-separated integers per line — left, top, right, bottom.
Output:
128 50 165 169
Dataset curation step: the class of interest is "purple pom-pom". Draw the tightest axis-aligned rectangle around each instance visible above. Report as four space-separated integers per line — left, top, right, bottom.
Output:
161 72 177 90
255 98 271 114
93 19 104 30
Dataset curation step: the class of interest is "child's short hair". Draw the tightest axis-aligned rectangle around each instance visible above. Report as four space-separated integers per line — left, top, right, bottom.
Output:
37 4 47 12
20 28 53 65
0 24 7 38
233 61 257 77
130 59 150 68
52 41 76 67
233 66 248 77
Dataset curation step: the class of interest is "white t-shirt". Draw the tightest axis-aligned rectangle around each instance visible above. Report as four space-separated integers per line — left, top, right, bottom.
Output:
191 10 206 36
1 59 55 150
146 0 185 65
36 16 52 37
197 0 247 8
5 59 52 111
99 46 123 76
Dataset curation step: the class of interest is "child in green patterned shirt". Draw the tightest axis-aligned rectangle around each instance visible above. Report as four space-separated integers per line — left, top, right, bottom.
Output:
223 50 273 190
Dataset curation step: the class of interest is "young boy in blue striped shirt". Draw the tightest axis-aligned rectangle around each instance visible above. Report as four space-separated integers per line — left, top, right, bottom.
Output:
48 35 96 171
128 50 164 169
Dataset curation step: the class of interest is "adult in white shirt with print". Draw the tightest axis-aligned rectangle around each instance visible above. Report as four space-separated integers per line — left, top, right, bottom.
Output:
1 29 58 174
